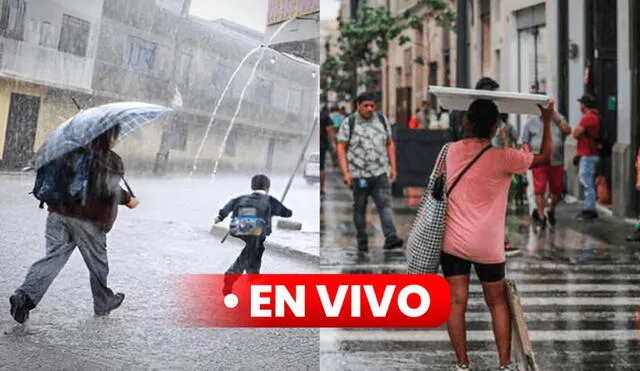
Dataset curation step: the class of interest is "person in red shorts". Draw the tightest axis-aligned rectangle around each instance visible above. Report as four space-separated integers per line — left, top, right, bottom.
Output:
521 108 571 228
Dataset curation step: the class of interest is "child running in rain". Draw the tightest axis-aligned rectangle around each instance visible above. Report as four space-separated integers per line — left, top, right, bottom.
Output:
214 174 292 294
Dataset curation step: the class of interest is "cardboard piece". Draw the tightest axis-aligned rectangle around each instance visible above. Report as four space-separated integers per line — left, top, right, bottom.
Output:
428 86 550 115
506 279 538 371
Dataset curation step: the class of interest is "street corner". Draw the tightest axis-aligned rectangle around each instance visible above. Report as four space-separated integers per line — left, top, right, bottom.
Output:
209 223 320 264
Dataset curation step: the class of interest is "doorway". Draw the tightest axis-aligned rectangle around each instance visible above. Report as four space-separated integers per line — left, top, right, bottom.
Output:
585 0 617 183
1 92 40 169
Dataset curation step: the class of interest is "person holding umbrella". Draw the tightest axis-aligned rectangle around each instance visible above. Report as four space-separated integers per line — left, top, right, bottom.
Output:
9 102 170 324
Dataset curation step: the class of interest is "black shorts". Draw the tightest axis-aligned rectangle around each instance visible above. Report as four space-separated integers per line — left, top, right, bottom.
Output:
440 252 505 283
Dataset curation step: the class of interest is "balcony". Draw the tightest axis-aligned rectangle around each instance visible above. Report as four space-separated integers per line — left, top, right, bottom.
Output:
0 37 95 91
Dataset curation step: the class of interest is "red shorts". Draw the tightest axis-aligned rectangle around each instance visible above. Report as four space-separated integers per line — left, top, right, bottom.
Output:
532 165 564 195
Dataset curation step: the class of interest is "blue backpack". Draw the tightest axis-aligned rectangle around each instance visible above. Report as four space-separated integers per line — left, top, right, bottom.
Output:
228 194 270 238
32 149 94 209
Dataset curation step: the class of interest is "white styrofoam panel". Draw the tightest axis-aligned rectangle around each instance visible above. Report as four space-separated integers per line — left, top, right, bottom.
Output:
428 86 550 115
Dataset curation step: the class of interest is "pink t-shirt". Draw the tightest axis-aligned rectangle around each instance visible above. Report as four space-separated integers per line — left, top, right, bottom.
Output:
442 140 534 264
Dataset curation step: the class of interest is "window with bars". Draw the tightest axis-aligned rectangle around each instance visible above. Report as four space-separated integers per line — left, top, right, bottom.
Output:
0 0 25 41
169 120 188 151
58 14 90 57
254 78 273 104
212 64 234 95
39 21 53 47
126 35 157 73
286 89 302 112
403 48 412 86
179 53 192 82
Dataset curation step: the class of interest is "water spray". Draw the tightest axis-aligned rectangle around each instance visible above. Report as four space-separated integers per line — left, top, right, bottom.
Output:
190 16 302 177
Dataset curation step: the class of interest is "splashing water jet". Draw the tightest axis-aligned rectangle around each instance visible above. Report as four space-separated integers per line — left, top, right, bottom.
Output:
190 17 302 179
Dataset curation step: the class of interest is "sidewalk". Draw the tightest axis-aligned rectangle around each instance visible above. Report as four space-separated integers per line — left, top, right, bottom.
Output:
209 223 319 263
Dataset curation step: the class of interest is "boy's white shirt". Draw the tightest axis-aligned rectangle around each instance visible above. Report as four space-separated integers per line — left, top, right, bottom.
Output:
253 190 267 195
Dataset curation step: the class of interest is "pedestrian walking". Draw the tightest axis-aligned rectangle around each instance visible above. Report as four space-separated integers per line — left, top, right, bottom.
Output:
626 148 640 242
408 109 421 129
572 94 600 221
521 106 571 228
330 105 345 129
320 107 337 196
9 125 139 324
441 98 555 371
214 174 292 295
336 92 403 252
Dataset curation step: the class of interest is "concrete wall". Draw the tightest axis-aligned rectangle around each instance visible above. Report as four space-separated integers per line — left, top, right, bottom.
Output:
611 0 633 217
567 0 585 126
0 0 103 91
265 7 320 64
563 0 586 197
266 14 319 45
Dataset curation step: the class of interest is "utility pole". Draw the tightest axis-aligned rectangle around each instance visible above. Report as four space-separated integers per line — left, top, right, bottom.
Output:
456 0 468 88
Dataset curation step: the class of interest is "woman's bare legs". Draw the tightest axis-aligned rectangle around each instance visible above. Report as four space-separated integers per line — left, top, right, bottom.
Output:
481 279 512 366
446 275 471 365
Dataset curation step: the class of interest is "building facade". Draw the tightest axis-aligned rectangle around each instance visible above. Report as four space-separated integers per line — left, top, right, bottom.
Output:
0 0 105 169
444 0 639 218
265 0 321 63
373 0 639 217
383 0 457 126
0 0 319 175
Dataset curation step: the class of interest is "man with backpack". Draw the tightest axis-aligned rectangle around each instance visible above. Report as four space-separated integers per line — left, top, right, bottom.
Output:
9 125 139 324
572 94 601 221
214 174 292 295
335 92 403 252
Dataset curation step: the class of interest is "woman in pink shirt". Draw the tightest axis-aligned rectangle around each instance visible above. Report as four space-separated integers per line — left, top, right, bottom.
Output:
443 99 554 371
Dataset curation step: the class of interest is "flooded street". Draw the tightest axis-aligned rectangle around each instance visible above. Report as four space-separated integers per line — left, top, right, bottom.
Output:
0 173 319 369
320 168 640 371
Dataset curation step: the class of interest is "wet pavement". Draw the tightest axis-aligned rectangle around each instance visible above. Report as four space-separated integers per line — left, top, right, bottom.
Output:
320 167 640 371
0 174 319 370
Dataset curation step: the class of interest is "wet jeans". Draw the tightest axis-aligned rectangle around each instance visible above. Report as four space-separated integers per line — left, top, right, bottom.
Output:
579 156 599 211
17 212 121 315
352 173 398 243
526 170 537 214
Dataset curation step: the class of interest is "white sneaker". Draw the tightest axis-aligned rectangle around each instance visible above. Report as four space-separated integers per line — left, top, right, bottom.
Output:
499 363 519 370
453 364 471 371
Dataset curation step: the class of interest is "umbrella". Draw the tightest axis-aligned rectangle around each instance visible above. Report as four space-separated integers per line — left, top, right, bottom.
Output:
35 101 172 169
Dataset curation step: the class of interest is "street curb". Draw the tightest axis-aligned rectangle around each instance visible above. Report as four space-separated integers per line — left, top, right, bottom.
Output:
596 204 639 226
209 224 319 264
0 170 33 176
